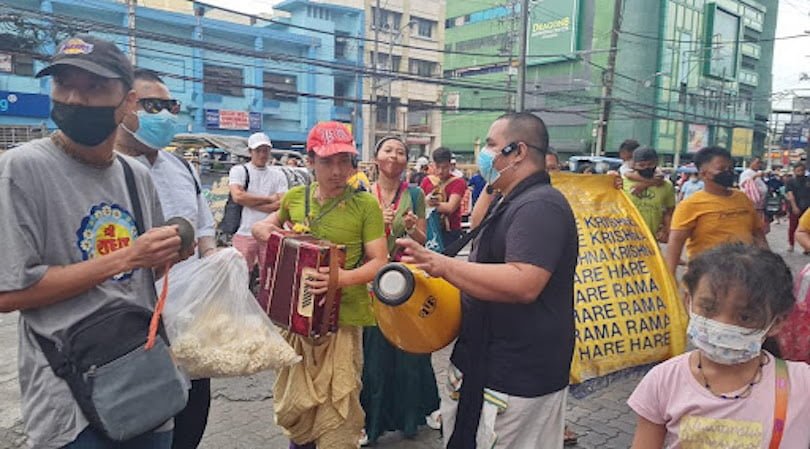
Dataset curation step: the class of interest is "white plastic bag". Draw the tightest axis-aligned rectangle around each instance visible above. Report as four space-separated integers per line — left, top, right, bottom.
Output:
163 248 301 378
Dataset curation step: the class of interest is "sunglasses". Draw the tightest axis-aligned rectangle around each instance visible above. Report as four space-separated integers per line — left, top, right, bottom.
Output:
138 98 181 114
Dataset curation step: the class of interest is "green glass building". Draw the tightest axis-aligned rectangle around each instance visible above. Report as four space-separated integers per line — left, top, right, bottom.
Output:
442 0 777 163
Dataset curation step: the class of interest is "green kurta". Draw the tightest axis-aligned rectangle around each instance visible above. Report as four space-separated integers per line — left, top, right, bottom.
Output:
361 182 439 443
278 183 384 327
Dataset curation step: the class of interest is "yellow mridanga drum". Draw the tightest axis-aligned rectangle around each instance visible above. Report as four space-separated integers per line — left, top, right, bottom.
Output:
371 263 461 354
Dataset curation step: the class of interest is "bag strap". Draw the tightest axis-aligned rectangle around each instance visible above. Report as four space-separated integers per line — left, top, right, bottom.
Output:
32 329 73 379
118 155 145 236
305 183 311 222
441 200 498 257
409 185 420 212
769 358 789 449
319 245 340 338
442 172 551 257
243 164 250 190
170 152 201 195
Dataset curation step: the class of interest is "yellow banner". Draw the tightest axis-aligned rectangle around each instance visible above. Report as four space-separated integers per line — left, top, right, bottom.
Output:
551 172 687 384
732 128 754 158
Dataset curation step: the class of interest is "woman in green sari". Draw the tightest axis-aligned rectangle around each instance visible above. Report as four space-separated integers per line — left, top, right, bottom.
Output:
360 137 440 445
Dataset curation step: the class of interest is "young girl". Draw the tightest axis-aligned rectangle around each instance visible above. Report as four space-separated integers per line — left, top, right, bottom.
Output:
628 243 810 449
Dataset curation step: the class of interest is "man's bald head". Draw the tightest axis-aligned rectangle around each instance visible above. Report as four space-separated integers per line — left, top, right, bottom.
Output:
496 112 549 154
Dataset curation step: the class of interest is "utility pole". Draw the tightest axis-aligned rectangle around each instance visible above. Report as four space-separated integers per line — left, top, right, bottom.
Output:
595 0 622 156
386 26 395 135
367 0 381 161
126 0 137 65
516 0 529 112
502 0 518 111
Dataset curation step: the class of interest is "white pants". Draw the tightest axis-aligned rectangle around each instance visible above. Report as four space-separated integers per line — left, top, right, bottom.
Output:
441 364 566 449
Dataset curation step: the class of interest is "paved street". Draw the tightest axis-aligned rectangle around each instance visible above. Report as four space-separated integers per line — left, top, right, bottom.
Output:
1 222 806 449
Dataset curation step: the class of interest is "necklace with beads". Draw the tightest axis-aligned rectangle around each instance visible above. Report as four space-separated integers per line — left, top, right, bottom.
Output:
696 351 767 400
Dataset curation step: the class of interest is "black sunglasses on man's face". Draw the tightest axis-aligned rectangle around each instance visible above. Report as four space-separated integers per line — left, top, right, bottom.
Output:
138 98 181 114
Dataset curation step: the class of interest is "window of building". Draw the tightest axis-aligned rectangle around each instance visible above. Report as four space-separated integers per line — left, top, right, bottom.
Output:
704 4 740 79
376 96 399 126
407 101 431 132
455 33 509 52
445 6 512 28
335 31 350 59
411 17 436 39
372 7 401 30
409 58 436 77
204 64 243 97
263 73 297 102
13 54 34 76
334 78 352 106
371 52 401 72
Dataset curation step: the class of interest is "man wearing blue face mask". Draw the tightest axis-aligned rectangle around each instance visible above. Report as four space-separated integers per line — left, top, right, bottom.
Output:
396 112 578 449
117 69 216 449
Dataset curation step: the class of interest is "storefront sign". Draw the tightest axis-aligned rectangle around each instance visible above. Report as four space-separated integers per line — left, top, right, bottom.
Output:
687 124 708 153
731 127 753 157
0 91 50 118
526 0 580 65
205 109 262 131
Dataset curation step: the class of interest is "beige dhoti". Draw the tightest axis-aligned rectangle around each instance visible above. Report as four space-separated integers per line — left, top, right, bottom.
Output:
273 326 365 448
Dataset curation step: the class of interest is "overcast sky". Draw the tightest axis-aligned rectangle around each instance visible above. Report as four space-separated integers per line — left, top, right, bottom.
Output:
208 0 809 108
772 0 809 109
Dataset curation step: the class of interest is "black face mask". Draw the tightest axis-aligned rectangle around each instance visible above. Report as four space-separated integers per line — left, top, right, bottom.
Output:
637 167 656 179
51 100 122 147
713 170 736 188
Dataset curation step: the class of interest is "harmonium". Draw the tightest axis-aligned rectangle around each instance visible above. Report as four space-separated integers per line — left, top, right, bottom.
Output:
258 231 346 339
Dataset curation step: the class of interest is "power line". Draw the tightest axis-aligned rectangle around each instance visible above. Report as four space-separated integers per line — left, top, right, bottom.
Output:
2 8 773 129
620 29 810 45
0 6 528 95
190 0 612 59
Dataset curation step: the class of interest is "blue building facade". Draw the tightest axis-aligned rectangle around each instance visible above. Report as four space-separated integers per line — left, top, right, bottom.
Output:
0 0 364 150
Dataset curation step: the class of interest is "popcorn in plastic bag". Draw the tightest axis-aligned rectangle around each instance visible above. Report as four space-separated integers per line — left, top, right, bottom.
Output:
163 248 301 378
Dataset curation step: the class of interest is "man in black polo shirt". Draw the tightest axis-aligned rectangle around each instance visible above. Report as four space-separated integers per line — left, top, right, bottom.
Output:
397 112 577 449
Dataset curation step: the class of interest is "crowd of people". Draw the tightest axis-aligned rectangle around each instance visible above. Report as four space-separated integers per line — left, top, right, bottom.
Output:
4 33 810 449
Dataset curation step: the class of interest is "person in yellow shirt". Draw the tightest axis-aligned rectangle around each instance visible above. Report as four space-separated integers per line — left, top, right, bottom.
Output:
795 208 810 253
347 156 371 191
665 146 768 276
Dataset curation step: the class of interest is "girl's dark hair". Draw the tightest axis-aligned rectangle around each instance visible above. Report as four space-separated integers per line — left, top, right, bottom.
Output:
682 244 795 327
374 136 406 156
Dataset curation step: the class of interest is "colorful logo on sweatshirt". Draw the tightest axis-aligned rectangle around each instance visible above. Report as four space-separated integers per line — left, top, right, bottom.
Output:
76 203 139 281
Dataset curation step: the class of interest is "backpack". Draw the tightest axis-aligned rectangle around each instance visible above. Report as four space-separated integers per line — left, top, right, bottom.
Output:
218 165 250 235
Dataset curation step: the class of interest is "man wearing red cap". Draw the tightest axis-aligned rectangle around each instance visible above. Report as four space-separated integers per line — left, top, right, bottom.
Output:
252 122 388 448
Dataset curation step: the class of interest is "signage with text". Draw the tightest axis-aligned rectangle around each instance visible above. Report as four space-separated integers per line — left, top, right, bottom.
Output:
526 0 580 66
552 172 687 384
0 91 50 118
205 109 262 131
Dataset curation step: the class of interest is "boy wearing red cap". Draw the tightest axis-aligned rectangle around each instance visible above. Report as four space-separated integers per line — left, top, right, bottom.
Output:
252 122 388 448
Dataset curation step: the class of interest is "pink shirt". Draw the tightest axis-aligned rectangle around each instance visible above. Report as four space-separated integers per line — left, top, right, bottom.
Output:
628 351 810 449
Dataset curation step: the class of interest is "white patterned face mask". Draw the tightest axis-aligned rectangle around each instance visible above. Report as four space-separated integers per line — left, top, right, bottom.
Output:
687 303 772 365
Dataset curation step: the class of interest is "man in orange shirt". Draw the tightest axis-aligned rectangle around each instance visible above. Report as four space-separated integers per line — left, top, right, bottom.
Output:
665 146 768 276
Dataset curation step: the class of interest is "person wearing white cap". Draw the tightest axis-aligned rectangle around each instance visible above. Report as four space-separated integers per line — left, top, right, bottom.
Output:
228 132 288 273
450 157 464 178
410 156 430 186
